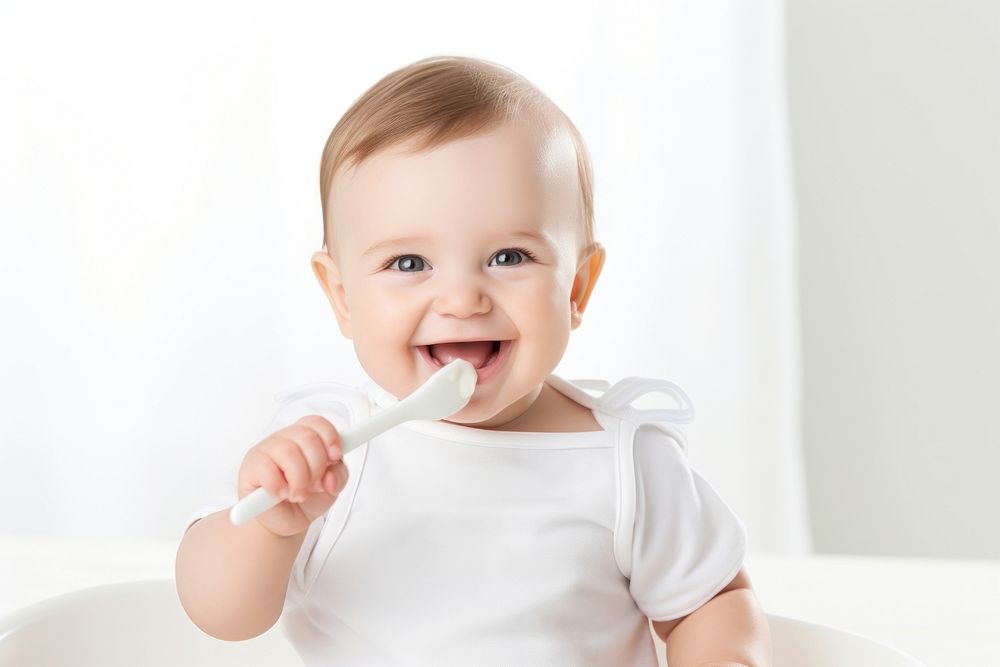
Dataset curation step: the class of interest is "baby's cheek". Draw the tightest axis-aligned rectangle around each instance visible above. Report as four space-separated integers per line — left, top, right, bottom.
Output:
516 300 571 354
520 283 571 326
355 294 412 334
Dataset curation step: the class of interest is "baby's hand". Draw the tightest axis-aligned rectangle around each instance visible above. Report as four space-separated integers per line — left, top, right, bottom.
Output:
237 415 349 537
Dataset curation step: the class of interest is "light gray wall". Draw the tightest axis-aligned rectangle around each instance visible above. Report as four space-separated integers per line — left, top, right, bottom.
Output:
787 0 1000 559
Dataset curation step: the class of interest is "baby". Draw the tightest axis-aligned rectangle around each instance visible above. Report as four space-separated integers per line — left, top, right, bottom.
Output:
176 55 771 666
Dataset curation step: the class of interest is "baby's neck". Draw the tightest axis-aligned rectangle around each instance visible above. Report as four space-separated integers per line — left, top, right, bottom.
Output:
469 382 602 433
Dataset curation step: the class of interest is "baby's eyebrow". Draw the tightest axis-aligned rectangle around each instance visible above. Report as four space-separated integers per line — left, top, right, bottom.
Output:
362 230 552 258
362 235 431 258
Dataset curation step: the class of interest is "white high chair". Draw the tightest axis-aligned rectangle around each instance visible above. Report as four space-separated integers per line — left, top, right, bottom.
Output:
0 579 925 666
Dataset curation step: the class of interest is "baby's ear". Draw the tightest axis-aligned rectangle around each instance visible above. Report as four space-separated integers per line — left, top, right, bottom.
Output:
311 251 352 339
570 243 606 330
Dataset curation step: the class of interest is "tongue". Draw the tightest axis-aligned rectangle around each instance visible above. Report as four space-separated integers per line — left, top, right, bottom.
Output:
429 341 495 368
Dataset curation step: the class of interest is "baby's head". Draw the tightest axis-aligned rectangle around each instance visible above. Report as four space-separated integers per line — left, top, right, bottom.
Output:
312 55 605 429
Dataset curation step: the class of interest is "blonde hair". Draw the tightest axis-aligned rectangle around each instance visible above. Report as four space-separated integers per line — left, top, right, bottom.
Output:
319 55 595 259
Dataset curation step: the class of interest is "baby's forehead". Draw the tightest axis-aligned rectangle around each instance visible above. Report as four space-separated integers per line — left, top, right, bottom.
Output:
326 120 582 257
334 124 577 208
346 115 572 175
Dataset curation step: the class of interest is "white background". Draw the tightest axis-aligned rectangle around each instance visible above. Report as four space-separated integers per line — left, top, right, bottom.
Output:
6 0 990 564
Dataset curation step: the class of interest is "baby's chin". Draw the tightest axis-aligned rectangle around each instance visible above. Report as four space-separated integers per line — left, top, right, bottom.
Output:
440 412 513 430
436 392 503 426
438 392 534 431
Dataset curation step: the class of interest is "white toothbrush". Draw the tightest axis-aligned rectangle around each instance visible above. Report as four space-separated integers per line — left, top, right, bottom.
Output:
229 358 478 526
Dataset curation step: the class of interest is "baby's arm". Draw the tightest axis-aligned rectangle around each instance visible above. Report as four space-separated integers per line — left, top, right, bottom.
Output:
175 508 310 640
650 567 772 667
175 415 348 641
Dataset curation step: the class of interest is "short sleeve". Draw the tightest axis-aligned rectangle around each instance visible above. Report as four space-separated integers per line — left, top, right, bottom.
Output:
628 423 748 622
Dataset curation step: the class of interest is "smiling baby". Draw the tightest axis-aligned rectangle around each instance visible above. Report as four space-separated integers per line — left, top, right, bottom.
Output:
175 55 771 666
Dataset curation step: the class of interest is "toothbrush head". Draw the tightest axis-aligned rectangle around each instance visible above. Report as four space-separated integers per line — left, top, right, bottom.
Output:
397 358 477 421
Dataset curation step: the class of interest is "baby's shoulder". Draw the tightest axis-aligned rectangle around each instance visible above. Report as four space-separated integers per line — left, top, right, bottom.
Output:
557 374 695 444
268 379 372 432
594 375 694 423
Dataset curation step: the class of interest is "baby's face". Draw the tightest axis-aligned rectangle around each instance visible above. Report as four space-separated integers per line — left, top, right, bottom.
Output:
313 121 603 428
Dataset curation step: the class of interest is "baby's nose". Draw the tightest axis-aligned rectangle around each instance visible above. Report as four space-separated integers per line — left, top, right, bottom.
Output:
432 280 491 318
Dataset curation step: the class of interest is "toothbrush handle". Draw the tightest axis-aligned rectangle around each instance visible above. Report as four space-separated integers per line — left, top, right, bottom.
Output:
338 408 404 453
229 487 280 526
229 407 409 526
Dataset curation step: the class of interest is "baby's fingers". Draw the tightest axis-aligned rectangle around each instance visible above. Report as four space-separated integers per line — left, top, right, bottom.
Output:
323 462 349 496
243 456 287 500
308 462 348 497
323 468 337 495
268 439 313 502
284 422 340 484
289 415 343 460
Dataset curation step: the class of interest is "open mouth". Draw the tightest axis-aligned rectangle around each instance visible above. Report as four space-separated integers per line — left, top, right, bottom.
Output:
416 340 513 384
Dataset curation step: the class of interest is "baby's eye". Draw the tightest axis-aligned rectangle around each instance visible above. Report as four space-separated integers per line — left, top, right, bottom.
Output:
489 248 537 267
386 255 426 272
383 247 537 273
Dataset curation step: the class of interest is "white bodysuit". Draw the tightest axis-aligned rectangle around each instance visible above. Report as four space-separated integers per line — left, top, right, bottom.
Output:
185 374 747 666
